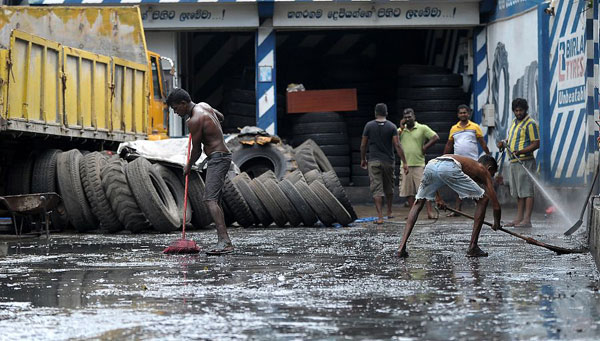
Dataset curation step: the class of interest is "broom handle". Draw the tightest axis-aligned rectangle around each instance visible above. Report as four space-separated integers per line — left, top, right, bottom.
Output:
182 134 192 240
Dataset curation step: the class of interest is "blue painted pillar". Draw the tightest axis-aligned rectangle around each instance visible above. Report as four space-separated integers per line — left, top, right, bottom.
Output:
256 2 277 135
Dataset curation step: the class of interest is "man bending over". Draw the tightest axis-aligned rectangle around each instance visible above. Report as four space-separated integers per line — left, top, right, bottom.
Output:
397 154 501 258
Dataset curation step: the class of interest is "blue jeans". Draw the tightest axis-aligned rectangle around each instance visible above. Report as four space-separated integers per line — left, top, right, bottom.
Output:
415 159 485 201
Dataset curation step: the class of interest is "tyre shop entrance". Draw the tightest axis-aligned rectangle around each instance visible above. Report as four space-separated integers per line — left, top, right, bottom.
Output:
178 31 256 134
276 28 471 186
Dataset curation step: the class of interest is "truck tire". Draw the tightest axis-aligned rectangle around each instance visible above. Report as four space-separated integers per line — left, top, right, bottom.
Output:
233 174 272 227
284 169 305 184
57 149 98 231
153 164 192 226
232 144 296 180
81 152 123 232
249 179 287 227
31 149 68 230
294 140 334 174
309 181 352 226
5 153 36 195
294 181 336 226
398 74 462 88
183 171 213 229
293 132 348 147
322 170 357 221
101 158 150 233
292 122 347 135
126 157 179 233
278 179 318 226
304 169 323 184
222 176 254 228
256 170 277 183
397 87 466 100
263 179 302 227
293 112 344 125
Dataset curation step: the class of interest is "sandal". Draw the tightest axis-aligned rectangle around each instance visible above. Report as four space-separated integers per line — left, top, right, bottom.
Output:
206 242 235 256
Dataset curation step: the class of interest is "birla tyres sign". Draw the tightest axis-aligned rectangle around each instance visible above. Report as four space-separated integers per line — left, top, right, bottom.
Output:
557 31 586 108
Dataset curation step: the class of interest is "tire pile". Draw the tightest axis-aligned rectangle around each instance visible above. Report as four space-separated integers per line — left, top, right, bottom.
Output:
291 112 351 186
5 148 215 233
396 65 468 166
227 139 357 227
4 141 357 232
223 88 256 134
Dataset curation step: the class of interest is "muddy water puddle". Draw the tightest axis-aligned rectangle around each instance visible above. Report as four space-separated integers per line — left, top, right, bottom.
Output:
0 218 599 340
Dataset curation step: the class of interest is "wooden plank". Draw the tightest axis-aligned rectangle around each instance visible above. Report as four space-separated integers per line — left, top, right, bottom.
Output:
286 89 357 113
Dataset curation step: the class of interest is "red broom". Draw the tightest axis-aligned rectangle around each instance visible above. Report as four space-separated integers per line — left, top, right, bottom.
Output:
163 134 201 254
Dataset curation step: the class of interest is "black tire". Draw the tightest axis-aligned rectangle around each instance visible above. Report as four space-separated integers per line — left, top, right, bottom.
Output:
351 176 370 187
491 42 511 143
125 157 179 232
413 111 457 122
31 149 68 231
398 74 462 88
326 155 350 167
397 87 466 100
293 112 343 125
292 122 347 135
181 171 212 229
322 170 357 221
318 144 350 156
397 64 449 76
153 164 192 226
224 115 256 130
256 170 277 183
249 179 288 227
294 132 348 147
31 149 61 193
222 176 254 228
227 102 255 117
309 181 352 226
278 179 318 226
81 152 123 232
232 144 296 180
101 157 151 233
229 89 255 104
397 99 465 112
232 174 272 227
304 169 323 184
57 149 98 231
294 140 335 174
284 169 305 184
333 167 350 178
294 181 336 226
264 179 302 227
338 177 350 186
351 165 368 176
5 153 35 195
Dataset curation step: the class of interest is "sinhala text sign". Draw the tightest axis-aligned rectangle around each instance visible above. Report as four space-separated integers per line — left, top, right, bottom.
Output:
273 2 479 28
140 4 258 29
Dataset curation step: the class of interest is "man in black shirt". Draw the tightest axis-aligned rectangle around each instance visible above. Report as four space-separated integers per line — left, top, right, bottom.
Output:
361 103 408 224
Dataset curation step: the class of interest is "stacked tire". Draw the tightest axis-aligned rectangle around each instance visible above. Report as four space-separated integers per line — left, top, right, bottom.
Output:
223 88 256 133
291 112 350 185
3 148 215 233
396 66 468 164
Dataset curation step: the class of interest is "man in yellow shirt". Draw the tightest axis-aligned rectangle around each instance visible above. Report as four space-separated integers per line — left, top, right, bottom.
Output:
443 105 490 215
497 98 539 228
398 108 439 218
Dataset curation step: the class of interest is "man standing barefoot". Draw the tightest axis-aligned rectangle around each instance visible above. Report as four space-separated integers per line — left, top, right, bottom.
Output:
167 88 234 255
397 154 501 258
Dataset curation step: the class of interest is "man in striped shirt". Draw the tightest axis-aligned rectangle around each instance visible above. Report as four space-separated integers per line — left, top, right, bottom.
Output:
497 98 540 228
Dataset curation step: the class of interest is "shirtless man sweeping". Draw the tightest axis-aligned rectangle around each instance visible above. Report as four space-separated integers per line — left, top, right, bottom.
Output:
166 88 233 255
397 154 501 258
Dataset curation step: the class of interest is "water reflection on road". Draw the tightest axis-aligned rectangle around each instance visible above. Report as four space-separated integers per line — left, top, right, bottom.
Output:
0 217 598 340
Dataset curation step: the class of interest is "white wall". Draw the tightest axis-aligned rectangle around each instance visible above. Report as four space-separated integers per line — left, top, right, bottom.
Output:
482 9 539 150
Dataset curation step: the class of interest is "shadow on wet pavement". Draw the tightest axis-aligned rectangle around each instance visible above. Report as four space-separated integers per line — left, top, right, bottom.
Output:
0 205 599 340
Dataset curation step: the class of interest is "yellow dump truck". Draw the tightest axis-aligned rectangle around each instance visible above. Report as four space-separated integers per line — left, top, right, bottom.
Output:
0 6 168 144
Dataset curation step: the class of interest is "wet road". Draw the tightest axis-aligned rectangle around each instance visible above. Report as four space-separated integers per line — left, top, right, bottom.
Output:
0 206 599 340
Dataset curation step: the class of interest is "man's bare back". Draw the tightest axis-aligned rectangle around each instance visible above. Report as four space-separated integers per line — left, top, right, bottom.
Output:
188 102 230 157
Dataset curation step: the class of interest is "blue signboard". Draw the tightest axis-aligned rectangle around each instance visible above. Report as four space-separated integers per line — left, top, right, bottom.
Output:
486 0 545 22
